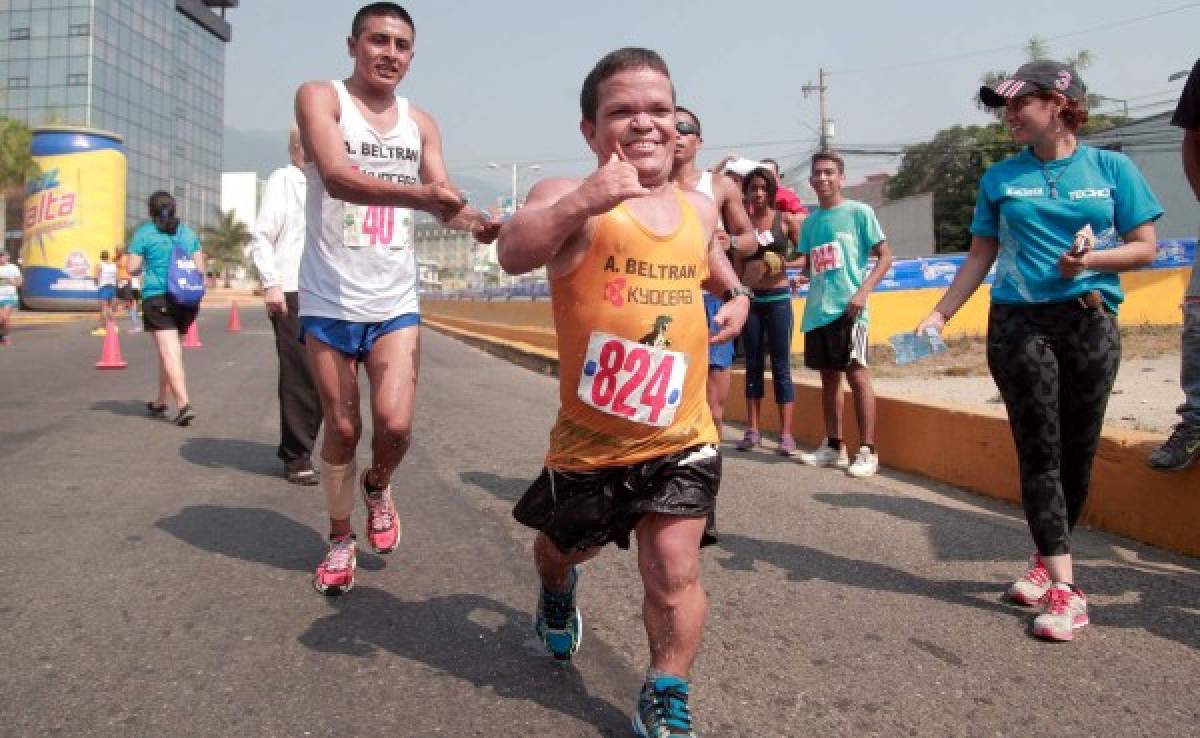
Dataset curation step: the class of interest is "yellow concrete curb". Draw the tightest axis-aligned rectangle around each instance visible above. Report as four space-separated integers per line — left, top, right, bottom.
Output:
424 307 1200 557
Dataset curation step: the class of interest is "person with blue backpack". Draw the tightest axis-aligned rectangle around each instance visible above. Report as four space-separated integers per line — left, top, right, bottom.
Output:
126 190 206 426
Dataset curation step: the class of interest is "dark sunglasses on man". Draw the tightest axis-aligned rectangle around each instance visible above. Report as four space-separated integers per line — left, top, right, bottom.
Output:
675 121 699 136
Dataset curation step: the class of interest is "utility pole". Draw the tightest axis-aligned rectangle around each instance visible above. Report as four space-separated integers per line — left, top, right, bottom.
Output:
802 68 833 151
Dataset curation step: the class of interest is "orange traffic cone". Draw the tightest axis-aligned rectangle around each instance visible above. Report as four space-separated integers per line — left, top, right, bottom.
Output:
95 321 127 369
182 320 203 348
227 301 242 333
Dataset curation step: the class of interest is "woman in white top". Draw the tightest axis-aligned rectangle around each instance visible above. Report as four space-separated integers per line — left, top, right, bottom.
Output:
0 250 22 345
93 250 119 333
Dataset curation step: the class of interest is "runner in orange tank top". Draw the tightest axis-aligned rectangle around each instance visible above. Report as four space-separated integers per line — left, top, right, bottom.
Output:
496 47 751 737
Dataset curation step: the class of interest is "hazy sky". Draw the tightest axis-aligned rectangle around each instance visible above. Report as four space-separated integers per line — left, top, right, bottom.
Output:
223 0 1198 194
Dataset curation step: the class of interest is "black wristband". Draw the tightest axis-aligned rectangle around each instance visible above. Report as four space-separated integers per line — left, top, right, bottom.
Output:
724 285 753 301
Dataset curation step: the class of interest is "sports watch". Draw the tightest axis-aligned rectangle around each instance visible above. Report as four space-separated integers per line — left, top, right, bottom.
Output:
724 285 754 301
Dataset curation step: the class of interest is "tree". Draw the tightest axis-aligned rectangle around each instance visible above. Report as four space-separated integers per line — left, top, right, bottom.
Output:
887 124 1019 253
0 118 39 257
200 208 252 288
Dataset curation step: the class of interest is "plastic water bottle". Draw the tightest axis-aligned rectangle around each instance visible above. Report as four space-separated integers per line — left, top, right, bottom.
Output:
889 328 949 366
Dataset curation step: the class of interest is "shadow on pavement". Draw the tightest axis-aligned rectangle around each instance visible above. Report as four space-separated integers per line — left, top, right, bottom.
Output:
154 505 385 573
91 399 156 418
459 471 531 502
813 491 1026 562
715 532 1014 618
298 586 632 734
810 491 1200 651
179 437 281 478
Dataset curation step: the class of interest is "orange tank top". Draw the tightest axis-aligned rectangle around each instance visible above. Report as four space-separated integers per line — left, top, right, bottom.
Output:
545 188 718 471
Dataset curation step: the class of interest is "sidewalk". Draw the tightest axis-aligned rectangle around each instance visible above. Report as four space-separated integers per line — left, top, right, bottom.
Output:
10 285 259 329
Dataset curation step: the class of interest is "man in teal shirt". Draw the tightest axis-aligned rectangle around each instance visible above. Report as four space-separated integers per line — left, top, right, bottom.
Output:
796 151 893 477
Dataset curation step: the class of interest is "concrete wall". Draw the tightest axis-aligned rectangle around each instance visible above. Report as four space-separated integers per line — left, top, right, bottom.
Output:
427 266 1191 349
1083 114 1195 240
421 306 1200 556
875 192 935 260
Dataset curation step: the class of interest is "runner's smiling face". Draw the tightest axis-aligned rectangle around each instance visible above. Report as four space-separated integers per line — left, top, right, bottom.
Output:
809 159 843 201
347 15 414 94
582 67 676 185
1003 93 1062 145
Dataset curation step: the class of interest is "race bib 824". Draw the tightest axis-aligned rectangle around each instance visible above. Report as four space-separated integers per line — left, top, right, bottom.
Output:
577 331 688 427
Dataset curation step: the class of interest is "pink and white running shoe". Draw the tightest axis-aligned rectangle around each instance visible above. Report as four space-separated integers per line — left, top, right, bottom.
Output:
1032 584 1089 642
361 470 400 554
313 535 357 596
1006 553 1052 606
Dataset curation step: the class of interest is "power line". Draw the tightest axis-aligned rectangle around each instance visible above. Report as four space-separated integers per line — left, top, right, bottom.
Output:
832 2 1200 76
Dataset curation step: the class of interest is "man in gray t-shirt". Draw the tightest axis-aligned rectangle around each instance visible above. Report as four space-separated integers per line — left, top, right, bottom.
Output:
1149 59 1200 471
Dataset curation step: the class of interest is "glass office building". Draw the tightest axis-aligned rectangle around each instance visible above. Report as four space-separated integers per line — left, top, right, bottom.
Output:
0 0 233 231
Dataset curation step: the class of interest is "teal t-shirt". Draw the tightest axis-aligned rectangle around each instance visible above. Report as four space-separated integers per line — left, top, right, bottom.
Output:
128 222 202 300
971 145 1163 311
798 200 886 332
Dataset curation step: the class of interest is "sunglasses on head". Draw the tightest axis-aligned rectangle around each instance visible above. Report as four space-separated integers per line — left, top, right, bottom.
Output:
675 121 699 136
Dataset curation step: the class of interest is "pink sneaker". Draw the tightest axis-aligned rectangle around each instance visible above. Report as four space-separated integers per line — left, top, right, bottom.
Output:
1032 584 1089 642
361 470 400 554
313 535 357 596
1006 553 1051 606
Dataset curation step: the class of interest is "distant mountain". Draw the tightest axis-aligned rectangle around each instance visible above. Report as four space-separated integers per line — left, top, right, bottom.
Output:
223 126 505 206
223 127 291 177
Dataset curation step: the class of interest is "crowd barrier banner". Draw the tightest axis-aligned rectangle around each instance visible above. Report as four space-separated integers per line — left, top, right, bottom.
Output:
436 240 1196 302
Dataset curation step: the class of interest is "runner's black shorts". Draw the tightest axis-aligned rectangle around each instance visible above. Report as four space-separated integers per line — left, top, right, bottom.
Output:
804 312 869 370
513 444 722 553
142 294 198 333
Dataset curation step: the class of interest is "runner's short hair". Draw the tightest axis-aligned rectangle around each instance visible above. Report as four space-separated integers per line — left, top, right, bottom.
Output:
811 150 845 174
581 47 673 123
675 105 701 136
351 2 414 38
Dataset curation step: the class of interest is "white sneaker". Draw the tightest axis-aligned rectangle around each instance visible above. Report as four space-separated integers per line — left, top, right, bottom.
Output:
798 439 849 468
846 446 879 478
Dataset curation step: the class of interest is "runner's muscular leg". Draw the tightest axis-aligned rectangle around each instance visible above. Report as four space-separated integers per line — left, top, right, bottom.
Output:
363 325 419 486
307 337 362 535
636 513 708 678
534 534 603 592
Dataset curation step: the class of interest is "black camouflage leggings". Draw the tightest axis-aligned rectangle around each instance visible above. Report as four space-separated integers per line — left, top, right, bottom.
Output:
987 301 1120 557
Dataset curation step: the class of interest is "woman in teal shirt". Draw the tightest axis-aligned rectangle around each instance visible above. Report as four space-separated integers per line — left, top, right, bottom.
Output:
917 62 1162 643
127 191 206 426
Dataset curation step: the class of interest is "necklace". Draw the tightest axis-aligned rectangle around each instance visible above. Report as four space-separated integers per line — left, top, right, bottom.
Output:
1038 150 1078 199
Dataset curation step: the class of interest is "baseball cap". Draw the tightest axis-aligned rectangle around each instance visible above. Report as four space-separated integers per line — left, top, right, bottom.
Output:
721 157 764 177
979 60 1087 108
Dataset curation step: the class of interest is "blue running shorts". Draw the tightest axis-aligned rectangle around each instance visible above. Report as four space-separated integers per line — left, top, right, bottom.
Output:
299 313 420 360
704 293 734 370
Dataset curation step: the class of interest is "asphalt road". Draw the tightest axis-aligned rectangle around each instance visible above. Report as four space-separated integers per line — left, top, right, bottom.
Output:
1 309 1197 737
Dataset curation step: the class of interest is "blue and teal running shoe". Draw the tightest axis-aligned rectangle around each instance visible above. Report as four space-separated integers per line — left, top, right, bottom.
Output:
633 675 696 737
534 567 582 661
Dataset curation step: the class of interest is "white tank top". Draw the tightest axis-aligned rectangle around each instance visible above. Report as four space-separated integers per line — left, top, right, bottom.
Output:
695 170 725 231
299 79 423 321
97 261 118 287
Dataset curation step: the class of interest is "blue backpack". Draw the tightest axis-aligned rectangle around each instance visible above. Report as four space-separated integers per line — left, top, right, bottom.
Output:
166 236 205 307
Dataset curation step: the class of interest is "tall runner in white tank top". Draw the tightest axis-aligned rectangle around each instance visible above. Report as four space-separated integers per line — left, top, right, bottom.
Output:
668 106 755 437
299 79 422 321
294 5 500 597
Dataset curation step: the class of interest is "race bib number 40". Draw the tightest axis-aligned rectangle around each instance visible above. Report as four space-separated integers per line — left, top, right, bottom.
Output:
577 332 688 427
343 204 412 250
